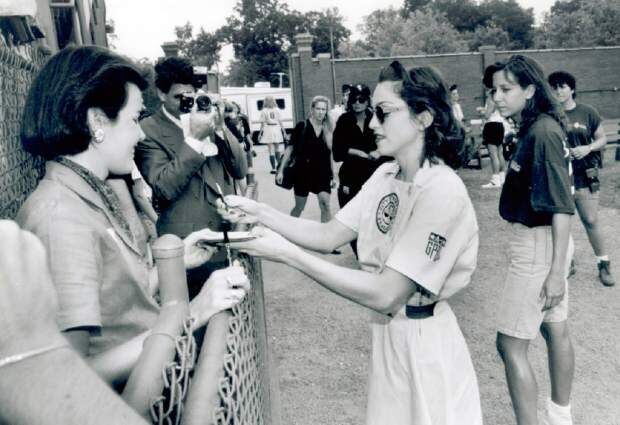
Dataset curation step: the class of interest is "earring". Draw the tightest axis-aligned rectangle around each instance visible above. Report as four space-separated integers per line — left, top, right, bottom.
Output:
93 128 105 143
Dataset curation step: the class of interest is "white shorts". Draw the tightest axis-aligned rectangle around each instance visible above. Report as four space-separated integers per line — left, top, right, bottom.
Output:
366 301 483 425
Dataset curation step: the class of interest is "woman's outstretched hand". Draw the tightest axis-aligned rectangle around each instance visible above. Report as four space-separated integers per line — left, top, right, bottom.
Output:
190 260 250 328
216 196 260 225
228 226 295 263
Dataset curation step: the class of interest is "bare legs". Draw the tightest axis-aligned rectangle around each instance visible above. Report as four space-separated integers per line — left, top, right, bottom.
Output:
290 191 331 223
497 321 574 425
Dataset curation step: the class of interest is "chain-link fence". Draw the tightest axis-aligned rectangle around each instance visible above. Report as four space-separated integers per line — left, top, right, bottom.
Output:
0 43 48 219
1 40 275 424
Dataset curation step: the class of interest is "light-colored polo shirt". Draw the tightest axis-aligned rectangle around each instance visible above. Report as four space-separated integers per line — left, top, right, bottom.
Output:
335 161 478 299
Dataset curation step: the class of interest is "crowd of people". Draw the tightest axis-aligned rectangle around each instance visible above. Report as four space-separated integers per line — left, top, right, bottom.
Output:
0 41 616 425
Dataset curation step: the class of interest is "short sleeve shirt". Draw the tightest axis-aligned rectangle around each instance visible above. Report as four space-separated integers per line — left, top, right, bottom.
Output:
16 162 159 356
565 103 602 173
500 115 575 227
335 162 478 299
261 107 280 125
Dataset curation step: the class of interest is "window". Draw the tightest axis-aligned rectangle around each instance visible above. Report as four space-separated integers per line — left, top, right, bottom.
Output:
256 99 286 111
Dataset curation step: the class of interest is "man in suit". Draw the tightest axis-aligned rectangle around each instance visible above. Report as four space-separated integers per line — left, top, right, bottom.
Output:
135 57 247 298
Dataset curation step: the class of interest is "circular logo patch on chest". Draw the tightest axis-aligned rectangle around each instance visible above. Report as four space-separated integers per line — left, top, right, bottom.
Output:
376 193 399 234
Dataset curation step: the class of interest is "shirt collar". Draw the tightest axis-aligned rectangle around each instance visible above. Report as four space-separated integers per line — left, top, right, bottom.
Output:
161 105 183 130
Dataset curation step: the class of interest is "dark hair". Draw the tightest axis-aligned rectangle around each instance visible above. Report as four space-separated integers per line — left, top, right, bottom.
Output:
378 61 465 169
345 83 372 112
341 83 352 93
21 46 148 159
483 55 565 137
449 84 458 92
547 70 576 99
154 57 194 93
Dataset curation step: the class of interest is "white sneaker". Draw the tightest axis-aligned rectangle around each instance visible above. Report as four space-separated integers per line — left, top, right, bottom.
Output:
543 399 573 425
481 175 502 189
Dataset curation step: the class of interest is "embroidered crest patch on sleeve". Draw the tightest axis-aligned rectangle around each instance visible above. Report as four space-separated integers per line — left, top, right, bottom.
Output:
425 232 446 261
375 193 399 234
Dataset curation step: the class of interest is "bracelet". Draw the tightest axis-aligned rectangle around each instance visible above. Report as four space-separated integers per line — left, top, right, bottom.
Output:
143 332 176 348
161 300 184 309
0 342 69 369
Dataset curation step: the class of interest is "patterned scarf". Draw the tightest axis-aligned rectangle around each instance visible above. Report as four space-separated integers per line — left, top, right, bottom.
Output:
55 157 135 245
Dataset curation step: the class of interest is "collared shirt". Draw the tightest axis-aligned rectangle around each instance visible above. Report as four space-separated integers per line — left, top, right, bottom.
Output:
336 161 478 300
16 161 159 356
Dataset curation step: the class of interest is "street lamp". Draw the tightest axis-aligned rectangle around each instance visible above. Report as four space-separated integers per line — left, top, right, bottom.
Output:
270 72 287 88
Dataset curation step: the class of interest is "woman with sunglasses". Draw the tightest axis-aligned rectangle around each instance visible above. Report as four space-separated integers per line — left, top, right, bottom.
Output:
332 84 391 256
219 61 482 425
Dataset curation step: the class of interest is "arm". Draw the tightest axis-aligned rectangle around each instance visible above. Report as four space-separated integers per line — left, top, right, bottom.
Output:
570 124 608 160
540 213 572 310
135 134 206 203
218 124 248 179
235 227 415 314
0 221 147 424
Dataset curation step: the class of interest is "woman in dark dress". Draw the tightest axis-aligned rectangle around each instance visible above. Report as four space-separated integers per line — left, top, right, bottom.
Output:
332 84 391 255
277 95 335 223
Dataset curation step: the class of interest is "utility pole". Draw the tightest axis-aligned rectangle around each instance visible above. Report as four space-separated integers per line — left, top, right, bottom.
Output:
329 18 337 106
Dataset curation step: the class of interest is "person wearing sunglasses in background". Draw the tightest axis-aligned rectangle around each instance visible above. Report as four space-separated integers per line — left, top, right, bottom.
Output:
135 57 248 299
332 83 391 257
219 61 482 425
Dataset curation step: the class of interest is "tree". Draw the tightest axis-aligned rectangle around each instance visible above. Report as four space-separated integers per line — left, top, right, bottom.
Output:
391 7 468 55
478 0 535 49
174 22 221 70
339 40 373 58
468 23 512 51
218 0 302 86
357 7 408 57
299 8 350 58
402 0 432 14
535 0 620 48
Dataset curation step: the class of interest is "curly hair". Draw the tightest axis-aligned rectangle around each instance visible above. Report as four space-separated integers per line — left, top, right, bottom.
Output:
153 57 194 94
378 61 465 169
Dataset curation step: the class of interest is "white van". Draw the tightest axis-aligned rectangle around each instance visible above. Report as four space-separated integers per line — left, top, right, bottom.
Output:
220 84 294 143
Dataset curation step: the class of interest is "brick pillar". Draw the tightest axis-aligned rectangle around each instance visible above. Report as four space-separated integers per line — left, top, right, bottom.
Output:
161 41 179 58
294 33 314 120
478 45 497 104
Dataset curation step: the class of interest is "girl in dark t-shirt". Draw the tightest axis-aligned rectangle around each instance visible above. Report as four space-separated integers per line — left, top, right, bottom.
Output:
484 55 576 425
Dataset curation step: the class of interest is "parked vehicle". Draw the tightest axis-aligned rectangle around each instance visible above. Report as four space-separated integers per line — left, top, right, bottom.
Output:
220 84 294 143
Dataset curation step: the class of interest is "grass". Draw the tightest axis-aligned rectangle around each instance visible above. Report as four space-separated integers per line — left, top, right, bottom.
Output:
260 156 620 425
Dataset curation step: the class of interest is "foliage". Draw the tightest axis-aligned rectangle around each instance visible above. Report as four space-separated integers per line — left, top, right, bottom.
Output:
535 0 620 48
350 6 467 57
298 8 351 58
391 7 469 55
477 0 535 49
468 23 512 51
174 22 221 69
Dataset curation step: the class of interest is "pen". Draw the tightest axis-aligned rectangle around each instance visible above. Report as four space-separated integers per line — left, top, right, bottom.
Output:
215 183 233 266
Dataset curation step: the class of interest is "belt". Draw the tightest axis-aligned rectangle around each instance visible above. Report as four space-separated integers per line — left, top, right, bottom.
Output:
405 302 437 319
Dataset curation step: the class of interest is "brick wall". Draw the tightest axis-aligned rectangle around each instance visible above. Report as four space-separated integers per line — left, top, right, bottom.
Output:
289 36 620 122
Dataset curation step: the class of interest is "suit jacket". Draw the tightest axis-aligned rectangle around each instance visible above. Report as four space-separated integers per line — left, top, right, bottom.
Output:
136 108 247 239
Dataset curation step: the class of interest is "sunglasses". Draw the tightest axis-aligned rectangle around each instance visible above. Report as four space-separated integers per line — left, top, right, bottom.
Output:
351 96 369 104
374 105 407 124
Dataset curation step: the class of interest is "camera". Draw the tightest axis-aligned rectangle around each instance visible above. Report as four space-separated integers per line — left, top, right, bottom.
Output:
585 167 600 193
178 94 194 114
195 95 212 112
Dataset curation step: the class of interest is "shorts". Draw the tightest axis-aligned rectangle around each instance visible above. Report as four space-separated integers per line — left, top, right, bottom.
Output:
482 121 504 146
574 186 600 202
293 170 332 197
496 223 573 340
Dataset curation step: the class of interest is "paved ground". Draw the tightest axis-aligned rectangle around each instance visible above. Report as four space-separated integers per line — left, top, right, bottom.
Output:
249 145 620 425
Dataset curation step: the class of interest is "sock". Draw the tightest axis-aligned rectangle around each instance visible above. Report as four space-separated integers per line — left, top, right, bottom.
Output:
597 255 609 263
547 399 572 425
269 155 276 169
